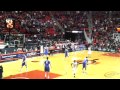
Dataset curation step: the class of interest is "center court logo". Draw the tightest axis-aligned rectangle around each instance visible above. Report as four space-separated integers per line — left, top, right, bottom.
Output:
104 71 120 78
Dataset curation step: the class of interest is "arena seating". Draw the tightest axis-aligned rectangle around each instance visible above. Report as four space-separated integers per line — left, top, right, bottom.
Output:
0 11 120 54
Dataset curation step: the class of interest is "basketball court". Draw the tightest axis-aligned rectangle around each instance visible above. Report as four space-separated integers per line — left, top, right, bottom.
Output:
1 50 120 79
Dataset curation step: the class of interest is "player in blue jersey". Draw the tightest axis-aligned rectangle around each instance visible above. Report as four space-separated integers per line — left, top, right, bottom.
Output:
20 54 27 72
44 46 49 57
82 57 88 73
44 57 51 79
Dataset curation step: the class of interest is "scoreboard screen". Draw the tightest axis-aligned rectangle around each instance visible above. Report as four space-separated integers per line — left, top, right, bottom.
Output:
6 18 14 29
117 28 120 32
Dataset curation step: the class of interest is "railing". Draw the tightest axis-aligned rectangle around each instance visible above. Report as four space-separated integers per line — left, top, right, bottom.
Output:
0 40 8 49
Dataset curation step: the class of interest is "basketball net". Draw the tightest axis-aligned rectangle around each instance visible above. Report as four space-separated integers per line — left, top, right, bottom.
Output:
113 33 120 43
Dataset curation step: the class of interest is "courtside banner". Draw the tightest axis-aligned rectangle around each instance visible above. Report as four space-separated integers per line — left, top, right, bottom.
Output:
0 51 40 60
1 54 17 59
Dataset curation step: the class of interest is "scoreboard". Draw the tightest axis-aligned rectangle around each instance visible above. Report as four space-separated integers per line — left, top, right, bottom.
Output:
6 18 14 29
117 28 120 32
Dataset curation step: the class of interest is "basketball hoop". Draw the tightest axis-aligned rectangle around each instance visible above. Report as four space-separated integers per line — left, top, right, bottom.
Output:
113 33 120 43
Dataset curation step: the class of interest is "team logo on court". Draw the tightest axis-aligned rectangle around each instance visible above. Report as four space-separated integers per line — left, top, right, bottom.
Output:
104 71 120 78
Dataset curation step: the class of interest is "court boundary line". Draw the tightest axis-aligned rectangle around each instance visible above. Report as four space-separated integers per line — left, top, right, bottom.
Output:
11 77 29 79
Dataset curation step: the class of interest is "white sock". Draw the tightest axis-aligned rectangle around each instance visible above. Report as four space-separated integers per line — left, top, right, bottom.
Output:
45 73 46 78
48 75 49 79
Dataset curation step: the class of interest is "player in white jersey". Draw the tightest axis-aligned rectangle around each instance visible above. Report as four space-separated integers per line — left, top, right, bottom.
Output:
88 46 92 58
74 44 77 56
40 45 44 56
71 59 78 78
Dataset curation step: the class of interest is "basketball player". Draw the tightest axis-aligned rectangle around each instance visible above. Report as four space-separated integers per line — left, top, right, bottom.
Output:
65 47 69 58
44 57 51 79
88 45 92 58
44 45 49 57
74 44 77 56
20 54 27 72
40 45 44 56
82 57 88 73
71 60 78 78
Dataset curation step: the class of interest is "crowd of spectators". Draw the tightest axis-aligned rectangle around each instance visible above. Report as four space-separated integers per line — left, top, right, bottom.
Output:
91 11 120 52
0 11 120 52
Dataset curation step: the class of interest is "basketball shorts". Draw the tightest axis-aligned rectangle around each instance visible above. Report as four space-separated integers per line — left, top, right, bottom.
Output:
44 67 50 72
